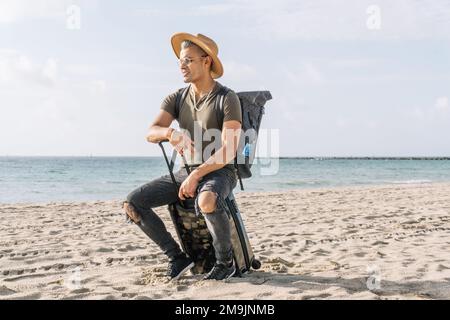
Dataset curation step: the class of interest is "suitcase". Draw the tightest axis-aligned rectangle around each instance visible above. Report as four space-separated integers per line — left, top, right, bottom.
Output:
159 141 261 276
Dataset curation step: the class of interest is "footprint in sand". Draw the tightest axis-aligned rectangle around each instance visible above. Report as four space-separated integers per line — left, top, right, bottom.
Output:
416 266 428 274
16 292 42 300
176 285 189 292
133 295 152 300
287 289 303 295
282 239 297 246
0 285 17 296
113 286 126 292
70 288 91 294
311 249 331 256
255 292 273 298
286 232 298 236
302 293 332 300
371 241 389 246
117 244 145 252
437 264 450 272
98 295 117 300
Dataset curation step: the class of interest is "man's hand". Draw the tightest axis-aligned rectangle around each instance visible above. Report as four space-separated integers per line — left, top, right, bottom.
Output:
169 129 195 156
178 172 201 200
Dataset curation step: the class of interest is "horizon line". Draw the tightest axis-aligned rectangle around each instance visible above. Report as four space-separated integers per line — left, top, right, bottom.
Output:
1 155 450 160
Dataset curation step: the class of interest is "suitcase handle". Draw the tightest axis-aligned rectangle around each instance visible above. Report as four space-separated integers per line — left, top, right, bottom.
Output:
158 139 192 175
158 140 194 206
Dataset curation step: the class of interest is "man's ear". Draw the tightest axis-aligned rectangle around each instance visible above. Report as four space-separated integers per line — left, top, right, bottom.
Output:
205 56 213 69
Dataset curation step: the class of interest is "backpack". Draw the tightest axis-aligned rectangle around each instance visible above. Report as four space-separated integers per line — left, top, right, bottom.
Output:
175 85 272 190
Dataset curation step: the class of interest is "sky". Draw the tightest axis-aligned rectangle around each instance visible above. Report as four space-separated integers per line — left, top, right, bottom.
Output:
0 0 449 157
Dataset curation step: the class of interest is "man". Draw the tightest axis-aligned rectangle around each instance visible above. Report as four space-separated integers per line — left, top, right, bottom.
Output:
124 33 242 281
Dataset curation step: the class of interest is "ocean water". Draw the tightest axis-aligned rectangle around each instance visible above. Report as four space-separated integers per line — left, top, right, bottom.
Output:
1 156 450 204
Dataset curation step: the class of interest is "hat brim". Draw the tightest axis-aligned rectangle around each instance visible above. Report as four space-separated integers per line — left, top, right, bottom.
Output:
171 32 224 79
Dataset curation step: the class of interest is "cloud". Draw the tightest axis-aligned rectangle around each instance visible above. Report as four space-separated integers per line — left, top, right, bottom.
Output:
245 0 450 40
137 0 450 41
304 63 323 84
412 107 425 120
410 96 449 122
435 96 449 112
135 2 235 17
327 58 380 69
0 48 156 156
0 50 58 86
0 0 99 24
367 120 378 129
196 3 235 16
42 58 58 83
0 0 71 23
90 80 107 94
221 61 257 86
336 117 350 128
284 62 324 85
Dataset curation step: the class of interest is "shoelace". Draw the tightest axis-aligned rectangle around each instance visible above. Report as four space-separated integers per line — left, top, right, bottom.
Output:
166 262 176 276
166 258 182 276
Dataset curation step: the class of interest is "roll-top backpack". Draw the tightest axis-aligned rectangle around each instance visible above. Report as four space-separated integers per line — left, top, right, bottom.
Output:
174 85 272 190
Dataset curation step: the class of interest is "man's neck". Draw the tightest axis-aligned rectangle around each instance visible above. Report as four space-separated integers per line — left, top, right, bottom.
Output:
190 77 216 98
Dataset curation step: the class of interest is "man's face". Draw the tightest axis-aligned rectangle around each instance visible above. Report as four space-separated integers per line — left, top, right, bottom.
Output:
179 46 210 83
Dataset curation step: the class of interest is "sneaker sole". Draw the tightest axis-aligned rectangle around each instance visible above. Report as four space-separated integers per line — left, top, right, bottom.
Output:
171 261 195 281
225 267 236 280
203 267 237 281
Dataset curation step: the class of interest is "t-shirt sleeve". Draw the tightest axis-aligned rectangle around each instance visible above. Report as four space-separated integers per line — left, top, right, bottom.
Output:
160 91 178 119
223 91 242 123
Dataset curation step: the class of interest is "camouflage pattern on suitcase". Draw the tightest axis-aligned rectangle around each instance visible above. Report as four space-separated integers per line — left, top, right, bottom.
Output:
168 203 215 274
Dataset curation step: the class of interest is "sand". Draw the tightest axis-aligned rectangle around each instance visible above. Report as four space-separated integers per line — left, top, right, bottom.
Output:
1 182 450 300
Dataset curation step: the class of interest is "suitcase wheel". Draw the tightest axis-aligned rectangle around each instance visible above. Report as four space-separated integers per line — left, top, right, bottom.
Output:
251 258 261 270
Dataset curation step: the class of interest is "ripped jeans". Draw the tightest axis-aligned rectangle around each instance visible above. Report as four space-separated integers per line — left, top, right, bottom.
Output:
125 166 237 264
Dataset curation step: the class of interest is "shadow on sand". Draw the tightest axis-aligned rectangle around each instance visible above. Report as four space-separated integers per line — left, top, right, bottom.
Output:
230 271 450 299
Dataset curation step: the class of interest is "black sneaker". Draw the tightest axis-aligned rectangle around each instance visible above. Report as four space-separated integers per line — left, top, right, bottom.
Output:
203 260 236 280
166 254 194 280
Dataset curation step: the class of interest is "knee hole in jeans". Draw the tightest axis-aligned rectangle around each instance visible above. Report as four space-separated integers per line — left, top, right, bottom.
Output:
123 201 141 223
196 191 218 214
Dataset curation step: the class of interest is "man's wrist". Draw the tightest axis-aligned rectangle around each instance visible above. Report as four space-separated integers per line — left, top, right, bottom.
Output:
191 168 202 180
166 127 175 140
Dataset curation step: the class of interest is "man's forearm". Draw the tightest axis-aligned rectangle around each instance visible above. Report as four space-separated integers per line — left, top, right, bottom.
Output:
191 144 236 180
146 126 174 143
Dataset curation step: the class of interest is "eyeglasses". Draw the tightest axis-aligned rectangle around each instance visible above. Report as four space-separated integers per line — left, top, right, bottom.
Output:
178 55 208 66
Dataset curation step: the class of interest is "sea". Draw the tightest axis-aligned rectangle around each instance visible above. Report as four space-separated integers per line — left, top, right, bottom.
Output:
1 156 450 204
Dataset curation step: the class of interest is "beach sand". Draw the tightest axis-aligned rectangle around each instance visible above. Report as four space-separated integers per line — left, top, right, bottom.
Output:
1 183 450 300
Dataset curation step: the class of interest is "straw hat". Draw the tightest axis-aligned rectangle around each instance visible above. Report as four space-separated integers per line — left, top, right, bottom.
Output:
171 32 224 79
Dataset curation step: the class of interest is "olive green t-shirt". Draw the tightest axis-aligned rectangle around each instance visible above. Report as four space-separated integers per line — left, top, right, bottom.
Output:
160 81 242 167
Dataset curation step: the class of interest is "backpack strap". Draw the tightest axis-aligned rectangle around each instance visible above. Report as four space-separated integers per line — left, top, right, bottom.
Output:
174 86 190 120
214 85 230 129
213 86 245 191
